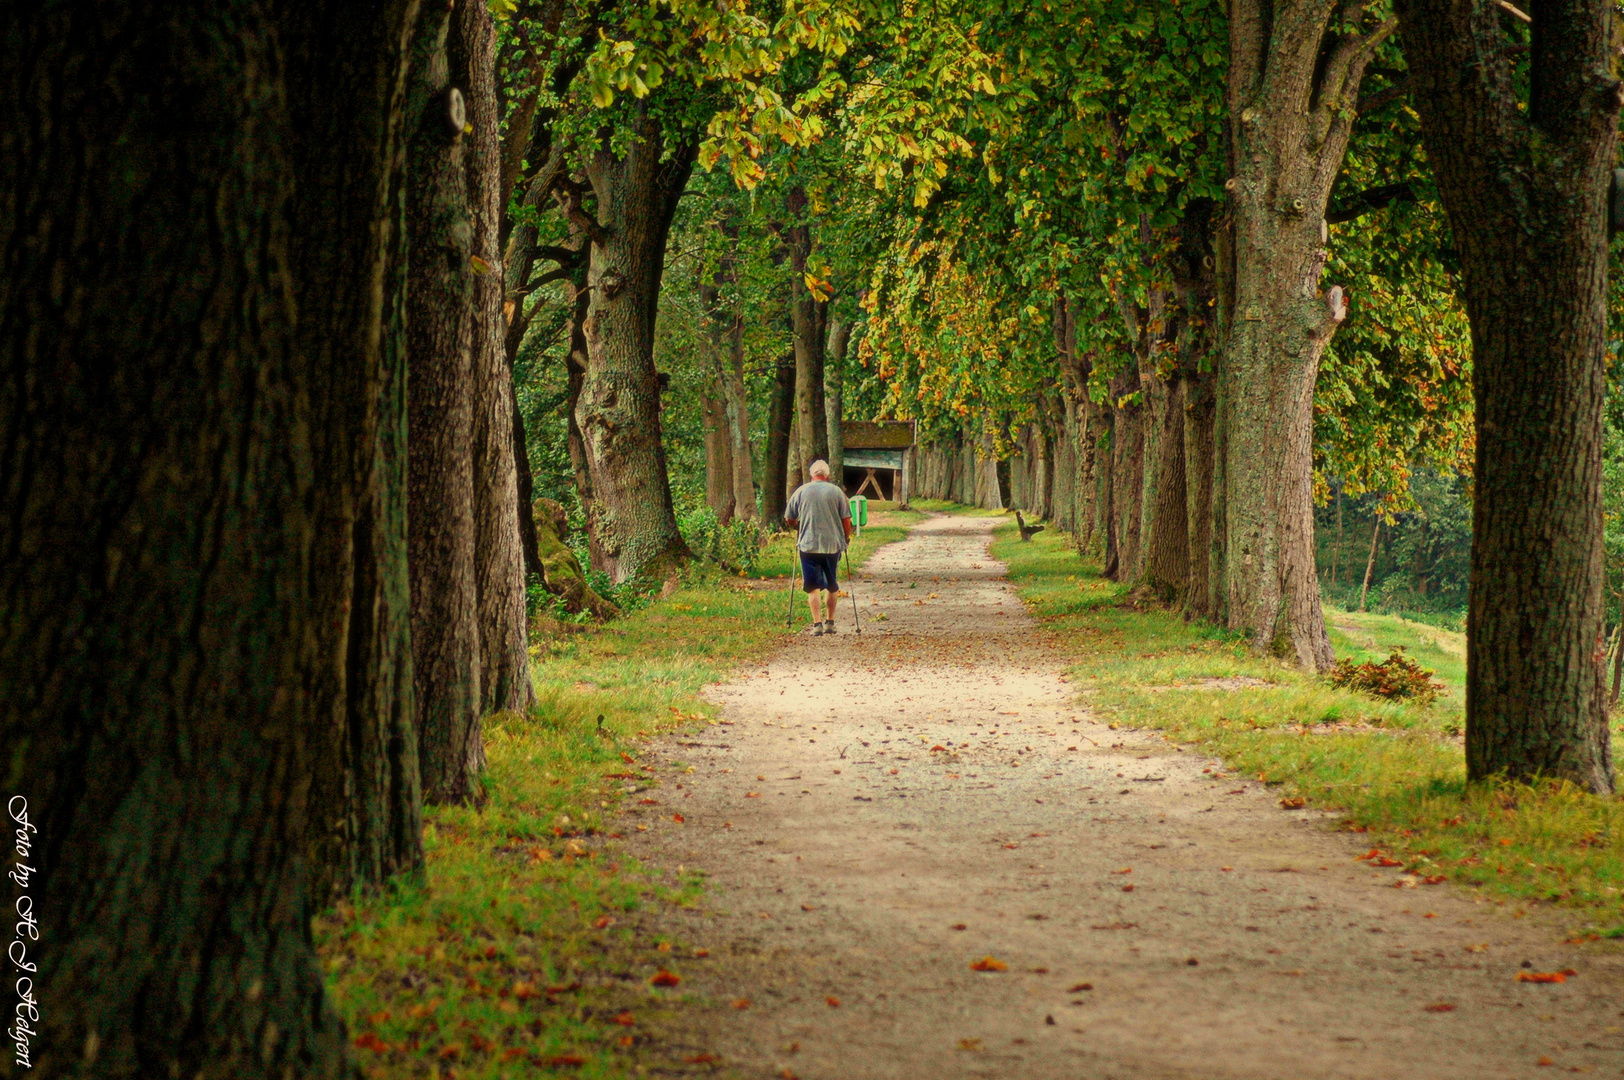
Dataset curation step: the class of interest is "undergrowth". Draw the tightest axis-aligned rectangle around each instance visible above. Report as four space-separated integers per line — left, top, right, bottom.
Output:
989 519 1624 936
317 509 918 1078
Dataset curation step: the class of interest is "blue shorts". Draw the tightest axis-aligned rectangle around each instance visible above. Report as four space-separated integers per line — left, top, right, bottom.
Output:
800 551 841 593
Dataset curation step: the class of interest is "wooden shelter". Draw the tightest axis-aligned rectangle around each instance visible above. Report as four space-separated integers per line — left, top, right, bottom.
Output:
840 420 917 506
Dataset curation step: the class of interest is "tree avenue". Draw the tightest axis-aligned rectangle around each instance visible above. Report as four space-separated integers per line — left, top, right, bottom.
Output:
4 0 1623 1073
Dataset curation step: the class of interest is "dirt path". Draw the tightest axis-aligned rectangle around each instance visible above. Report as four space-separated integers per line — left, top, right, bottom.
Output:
624 514 1624 1079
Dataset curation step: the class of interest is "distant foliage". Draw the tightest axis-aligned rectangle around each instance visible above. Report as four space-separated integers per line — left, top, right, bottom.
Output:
679 507 764 574
1328 647 1445 704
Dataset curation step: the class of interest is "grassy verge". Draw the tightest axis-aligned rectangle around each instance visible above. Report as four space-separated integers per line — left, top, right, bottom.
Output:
989 517 1624 937
317 509 920 1078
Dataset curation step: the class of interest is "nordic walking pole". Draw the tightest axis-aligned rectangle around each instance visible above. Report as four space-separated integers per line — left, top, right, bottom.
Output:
844 546 861 636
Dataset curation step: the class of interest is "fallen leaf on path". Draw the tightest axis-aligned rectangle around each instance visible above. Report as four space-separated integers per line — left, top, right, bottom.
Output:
930 745 947 752
826 996 841 1007
1279 797 1307 809
1091 922 1137 930
1067 983 1093 992
687 1054 720 1065
1537 1057 1555 1067
1111 867 1131 874
1226 789 1245 795
672 814 685 823
1374 857 1404 867
951 923 968 930
957 1038 983 1051
651 970 682 987
746 792 761 798
1517 971 1571 983
593 915 614 929
889 768 899 775
970 956 1008 972
694 948 709 957
1466 944 1489 953
610 1011 635 1026
1220 866 1233 872
732 999 751 1009
1423 875 1446 885
1423 1003 1456 1013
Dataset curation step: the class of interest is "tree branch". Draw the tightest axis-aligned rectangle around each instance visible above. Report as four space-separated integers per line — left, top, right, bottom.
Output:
551 179 605 245
1327 181 1415 223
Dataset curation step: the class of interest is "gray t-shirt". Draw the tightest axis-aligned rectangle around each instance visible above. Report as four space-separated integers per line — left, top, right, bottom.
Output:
785 480 851 554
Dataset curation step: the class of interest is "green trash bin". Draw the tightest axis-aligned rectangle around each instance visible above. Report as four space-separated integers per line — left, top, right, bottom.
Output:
850 495 868 528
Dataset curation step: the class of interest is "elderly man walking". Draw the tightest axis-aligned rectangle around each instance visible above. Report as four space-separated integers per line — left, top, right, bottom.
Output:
784 459 853 637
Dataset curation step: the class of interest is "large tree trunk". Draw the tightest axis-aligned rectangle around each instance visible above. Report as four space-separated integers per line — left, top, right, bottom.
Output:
1107 368 1145 581
826 319 850 489
407 10 485 805
1175 201 1219 623
457 0 534 717
283 0 424 902
1396 1 1617 791
1 1 422 1072
723 316 756 519
700 252 753 521
1183 367 1217 620
1141 374 1189 600
787 187 829 473
764 352 797 526
576 113 696 581
702 389 736 521
1220 0 1391 668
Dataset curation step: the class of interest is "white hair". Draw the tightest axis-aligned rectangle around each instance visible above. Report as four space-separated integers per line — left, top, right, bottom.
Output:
809 459 831 478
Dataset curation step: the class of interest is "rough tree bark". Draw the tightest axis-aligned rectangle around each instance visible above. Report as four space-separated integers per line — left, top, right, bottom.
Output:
456 0 535 717
1141 374 1189 600
1219 0 1392 667
721 314 757 519
282 0 424 902
406 9 485 805
1395 0 1618 792
764 351 797 526
702 389 736 521
826 319 851 489
699 235 754 520
1175 200 1220 621
1106 366 1144 581
1 1 420 1072
786 186 830 472
570 110 696 581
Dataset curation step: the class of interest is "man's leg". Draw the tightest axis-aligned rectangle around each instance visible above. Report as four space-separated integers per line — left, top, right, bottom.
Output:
806 589 824 624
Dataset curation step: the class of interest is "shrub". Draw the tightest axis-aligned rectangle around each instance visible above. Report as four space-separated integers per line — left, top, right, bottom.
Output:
1328 646 1445 704
679 507 763 575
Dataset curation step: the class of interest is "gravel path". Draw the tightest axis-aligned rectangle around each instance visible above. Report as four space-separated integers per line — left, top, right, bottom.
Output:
624 514 1624 1079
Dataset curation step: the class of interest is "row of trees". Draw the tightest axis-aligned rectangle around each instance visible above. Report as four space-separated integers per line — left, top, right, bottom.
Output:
3 0 1619 1075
